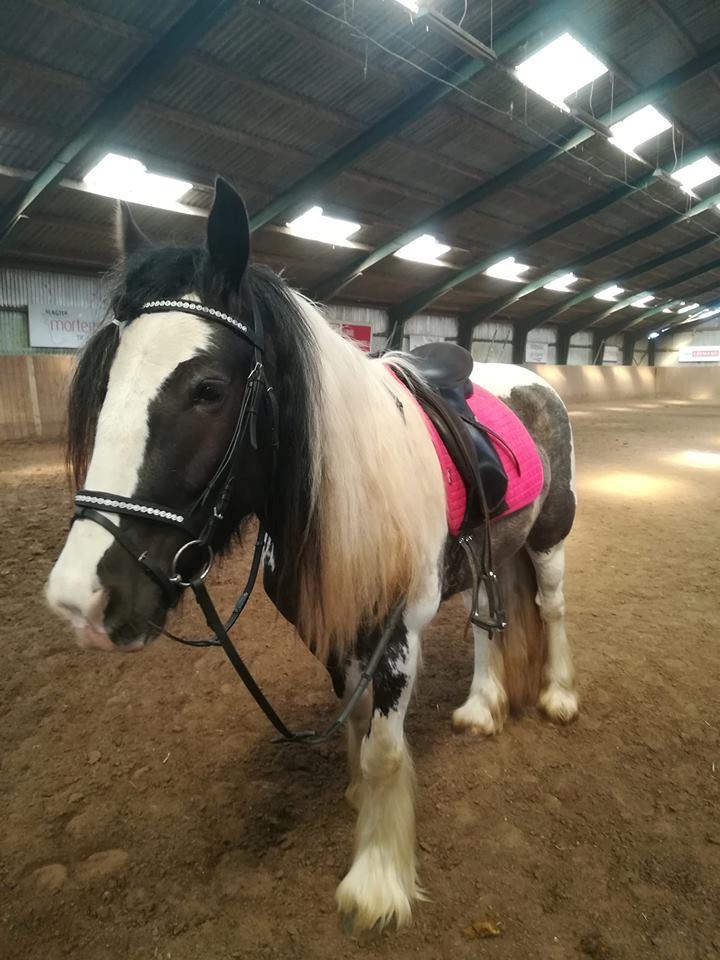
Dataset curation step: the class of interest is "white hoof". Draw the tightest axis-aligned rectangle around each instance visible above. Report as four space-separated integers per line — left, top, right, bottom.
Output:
336 849 420 936
538 682 579 723
452 681 507 736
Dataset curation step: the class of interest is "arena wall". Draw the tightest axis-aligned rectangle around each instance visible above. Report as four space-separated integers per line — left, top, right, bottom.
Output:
2 356 718 442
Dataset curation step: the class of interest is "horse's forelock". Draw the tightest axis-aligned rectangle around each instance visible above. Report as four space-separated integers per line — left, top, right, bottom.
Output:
67 322 121 489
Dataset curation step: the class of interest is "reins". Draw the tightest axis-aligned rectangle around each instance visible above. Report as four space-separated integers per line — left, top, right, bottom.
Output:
71 292 402 744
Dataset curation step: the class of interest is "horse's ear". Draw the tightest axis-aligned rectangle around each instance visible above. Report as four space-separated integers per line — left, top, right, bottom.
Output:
116 202 150 258
206 176 250 287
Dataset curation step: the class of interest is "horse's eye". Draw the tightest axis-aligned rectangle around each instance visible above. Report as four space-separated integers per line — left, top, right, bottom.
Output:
193 379 227 406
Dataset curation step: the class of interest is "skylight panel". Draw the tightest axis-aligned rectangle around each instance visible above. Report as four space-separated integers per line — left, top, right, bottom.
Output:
609 105 672 155
631 294 654 308
392 0 420 10
515 33 607 111
594 284 625 301
677 302 699 314
543 272 579 292
286 206 361 246
671 156 720 192
395 234 452 266
83 153 191 211
485 256 531 282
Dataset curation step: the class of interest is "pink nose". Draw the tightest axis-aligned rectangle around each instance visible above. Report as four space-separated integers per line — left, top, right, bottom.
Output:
76 589 115 651
79 620 116 651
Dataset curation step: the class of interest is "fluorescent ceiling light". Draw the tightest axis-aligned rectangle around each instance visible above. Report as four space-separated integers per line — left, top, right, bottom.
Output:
662 308 674 313
395 234 452 266
647 331 660 339
631 294 654 308
544 272 579 292
609 105 672 155
83 153 191 210
286 205 360 246
677 302 699 314
594 284 625 301
671 156 720 192
515 33 607 111
392 0 420 10
485 256 531 282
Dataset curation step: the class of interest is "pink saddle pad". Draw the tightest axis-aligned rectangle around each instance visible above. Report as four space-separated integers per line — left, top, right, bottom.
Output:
418 384 544 536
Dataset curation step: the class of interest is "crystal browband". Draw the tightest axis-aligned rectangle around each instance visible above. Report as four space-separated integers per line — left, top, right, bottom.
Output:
74 491 189 530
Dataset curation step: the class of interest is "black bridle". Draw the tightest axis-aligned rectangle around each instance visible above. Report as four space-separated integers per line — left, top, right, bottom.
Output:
72 295 400 744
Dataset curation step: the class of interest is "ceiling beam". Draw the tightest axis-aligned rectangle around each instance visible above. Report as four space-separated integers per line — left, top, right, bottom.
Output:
19 3 502 190
645 0 720 98
528 226 720 333
462 181 720 333
248 0 583 234
0 78 500 219
0 0 236 243
652 299 720 342
595 276 720 338
311 39 720 303
387 139 720 325
564 255 720 337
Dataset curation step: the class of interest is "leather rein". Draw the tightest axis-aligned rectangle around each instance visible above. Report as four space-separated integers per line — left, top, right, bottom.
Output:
72 294 401 744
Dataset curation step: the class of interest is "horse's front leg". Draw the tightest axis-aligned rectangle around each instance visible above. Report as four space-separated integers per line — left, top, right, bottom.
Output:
336 594 437 936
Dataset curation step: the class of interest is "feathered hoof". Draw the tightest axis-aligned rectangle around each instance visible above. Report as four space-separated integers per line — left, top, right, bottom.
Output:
538 682 579 724
336 851 419 939
452 685 507 737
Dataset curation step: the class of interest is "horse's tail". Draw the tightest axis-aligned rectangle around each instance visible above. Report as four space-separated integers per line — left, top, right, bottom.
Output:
497 548 545 711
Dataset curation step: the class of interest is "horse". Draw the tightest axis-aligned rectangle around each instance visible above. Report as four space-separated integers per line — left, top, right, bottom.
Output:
46 177 578 936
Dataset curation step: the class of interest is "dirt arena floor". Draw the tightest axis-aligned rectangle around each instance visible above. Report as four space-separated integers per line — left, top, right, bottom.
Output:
1 399 719 960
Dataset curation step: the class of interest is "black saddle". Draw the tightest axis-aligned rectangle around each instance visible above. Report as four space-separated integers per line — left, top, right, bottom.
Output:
401 342 509 526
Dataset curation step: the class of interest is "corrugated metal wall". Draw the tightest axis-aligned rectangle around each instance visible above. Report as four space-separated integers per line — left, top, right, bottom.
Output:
2 264 709 366
0 266 106 355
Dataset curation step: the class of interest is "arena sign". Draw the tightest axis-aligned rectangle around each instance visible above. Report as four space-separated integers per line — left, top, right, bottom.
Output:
678 345 720 363
28 303 102 349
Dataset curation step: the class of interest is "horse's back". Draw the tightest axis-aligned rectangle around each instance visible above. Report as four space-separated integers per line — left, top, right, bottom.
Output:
471 361 575 549
470 362 563 404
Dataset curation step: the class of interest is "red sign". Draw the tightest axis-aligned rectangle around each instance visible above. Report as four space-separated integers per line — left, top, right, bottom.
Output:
340 322 372 353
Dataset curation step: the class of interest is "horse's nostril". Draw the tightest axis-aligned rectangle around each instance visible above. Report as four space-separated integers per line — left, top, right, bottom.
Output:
86 589 108 626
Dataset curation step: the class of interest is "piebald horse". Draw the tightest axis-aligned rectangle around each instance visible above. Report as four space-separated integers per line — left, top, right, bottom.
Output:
47 179 578 935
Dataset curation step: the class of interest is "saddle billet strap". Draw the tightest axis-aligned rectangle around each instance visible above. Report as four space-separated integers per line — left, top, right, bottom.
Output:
459 417 522 476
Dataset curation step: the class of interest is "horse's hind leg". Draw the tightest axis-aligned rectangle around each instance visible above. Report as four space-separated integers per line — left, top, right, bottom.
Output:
528 541 578 723
451 587 507 736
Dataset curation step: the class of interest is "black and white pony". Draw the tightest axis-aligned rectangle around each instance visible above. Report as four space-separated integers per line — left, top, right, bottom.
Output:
47 179 578 935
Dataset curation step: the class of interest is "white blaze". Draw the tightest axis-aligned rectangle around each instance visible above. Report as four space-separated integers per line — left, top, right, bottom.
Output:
47 310 210 623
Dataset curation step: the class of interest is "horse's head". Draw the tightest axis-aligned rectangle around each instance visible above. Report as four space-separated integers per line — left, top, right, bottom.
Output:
47 179 284 651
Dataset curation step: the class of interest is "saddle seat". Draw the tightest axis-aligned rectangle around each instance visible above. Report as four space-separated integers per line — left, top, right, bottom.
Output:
407 341 508 521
